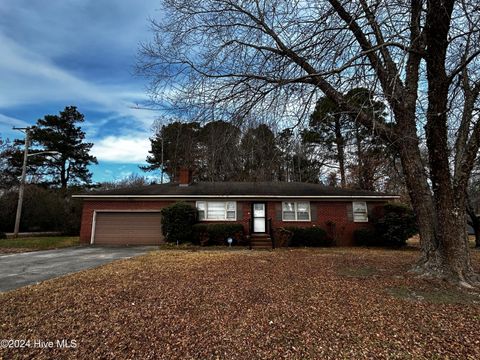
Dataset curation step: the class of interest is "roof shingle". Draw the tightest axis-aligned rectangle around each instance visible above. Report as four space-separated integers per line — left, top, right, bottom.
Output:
75 182 397 198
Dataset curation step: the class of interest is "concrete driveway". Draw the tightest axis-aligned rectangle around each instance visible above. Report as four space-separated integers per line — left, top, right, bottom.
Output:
0 246 157 293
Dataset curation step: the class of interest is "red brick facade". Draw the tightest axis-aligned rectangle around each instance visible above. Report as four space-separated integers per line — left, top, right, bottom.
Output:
80 199 387 246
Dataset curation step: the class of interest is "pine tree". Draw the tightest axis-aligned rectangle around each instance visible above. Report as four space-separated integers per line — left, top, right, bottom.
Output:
30 106 97 189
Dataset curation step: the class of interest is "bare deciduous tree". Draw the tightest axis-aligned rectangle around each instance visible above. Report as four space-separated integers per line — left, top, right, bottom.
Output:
139 0 480 286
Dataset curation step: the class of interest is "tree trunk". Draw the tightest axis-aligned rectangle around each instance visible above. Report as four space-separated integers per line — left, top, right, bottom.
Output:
392 108 477 285
408 0 477 285
60 162 67 190
426 200 476 285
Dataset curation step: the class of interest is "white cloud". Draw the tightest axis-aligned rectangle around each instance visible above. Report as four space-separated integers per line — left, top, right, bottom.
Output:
0 0 164 166
92 135 150 163
0 113 29 128
0 31 158 135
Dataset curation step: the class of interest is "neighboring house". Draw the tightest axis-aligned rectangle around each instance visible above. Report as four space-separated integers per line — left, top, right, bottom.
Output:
73 169 399 248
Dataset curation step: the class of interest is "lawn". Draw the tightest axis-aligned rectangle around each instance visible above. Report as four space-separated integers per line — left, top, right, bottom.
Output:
0 248 479 359
0 236 79 253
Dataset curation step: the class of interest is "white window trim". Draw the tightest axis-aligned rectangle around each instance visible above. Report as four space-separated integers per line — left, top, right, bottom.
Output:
282 201 311 222
196 201 237 221
352 201 368 223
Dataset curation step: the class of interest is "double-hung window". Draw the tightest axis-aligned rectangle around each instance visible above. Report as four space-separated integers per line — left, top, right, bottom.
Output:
282 202 311 221
352 201 368 222
196 201 236 221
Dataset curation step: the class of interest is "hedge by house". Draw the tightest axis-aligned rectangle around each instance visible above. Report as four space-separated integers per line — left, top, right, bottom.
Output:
354 203 417 247
353 228 380 247
273 227 293 247
192 223 245 246
161 202 197 244
285 226 333 247
374 203 417 247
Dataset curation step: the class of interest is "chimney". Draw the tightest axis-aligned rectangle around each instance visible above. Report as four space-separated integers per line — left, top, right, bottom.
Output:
178 167 193 187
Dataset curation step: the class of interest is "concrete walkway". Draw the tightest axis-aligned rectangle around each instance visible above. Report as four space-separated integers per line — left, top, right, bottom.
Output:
0 246 156 293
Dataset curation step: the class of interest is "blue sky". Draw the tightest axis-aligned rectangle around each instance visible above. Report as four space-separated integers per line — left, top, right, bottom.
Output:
0 0 164 183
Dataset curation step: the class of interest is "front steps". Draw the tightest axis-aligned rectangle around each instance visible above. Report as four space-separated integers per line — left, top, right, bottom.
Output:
250 234 273 249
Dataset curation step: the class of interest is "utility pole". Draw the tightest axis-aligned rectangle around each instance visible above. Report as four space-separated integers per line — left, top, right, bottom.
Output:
13 127 30 238
12 127 61 237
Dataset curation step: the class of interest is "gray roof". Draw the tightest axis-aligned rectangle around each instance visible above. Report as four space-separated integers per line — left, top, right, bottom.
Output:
74 182 398 199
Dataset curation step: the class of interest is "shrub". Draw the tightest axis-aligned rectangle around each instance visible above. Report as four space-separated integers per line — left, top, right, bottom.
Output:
285 226 333 247
353 228 381 246
354 203 417 248
0 231 6 239
374 203 417 247
192 223 245 246
273 227 293 247
161 202 197 244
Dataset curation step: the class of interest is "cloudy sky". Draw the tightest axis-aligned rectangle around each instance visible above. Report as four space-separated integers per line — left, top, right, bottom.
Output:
0 0 164 183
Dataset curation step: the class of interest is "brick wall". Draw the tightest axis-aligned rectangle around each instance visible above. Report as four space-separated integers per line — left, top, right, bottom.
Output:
80 199 387 246
243 200 384 246
196 200 385 246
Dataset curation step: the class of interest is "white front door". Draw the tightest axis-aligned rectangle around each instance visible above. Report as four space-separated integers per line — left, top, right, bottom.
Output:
253 203 266 233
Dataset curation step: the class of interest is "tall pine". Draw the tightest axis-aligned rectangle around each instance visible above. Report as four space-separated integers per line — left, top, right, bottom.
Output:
31 106 97 189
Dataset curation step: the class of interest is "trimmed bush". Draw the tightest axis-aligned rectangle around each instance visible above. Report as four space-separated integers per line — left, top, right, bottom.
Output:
273 227 293 247
355 203 417 247
161 202 197 244
353 228 381 246
192 223 245 246
285 226 333 247
374 203 417 247
0 231 6 239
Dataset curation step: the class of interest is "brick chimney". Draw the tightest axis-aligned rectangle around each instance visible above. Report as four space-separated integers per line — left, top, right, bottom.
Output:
178 167 193 187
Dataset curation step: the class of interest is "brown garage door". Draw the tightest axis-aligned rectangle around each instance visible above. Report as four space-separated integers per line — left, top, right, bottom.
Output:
93 212 164 245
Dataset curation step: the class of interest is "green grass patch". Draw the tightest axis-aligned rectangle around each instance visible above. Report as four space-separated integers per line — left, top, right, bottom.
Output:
0 236 79 251
387 286 480 305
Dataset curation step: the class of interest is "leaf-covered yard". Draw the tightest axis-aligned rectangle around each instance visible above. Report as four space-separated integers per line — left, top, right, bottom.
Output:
1 248 479 359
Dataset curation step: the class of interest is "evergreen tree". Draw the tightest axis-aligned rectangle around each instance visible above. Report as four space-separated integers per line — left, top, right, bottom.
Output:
197 121 241 181
30 106 97 189
239 124 280 181
142 121 201 182
0 136 19 190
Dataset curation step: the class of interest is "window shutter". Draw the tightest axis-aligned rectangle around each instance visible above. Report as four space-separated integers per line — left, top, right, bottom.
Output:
275 202 282 221
346 202 353 222
367 203 374 217
310 203 317 221
237 204 243 221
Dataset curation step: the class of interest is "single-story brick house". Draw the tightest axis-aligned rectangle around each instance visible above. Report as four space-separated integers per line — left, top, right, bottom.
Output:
74 169 399 248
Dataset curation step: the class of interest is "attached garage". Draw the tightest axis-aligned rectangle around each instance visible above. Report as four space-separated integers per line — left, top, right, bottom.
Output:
92 212 164 245
75 177 399 247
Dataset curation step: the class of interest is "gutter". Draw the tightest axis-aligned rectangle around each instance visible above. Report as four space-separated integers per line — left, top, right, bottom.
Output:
72 194 400 200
